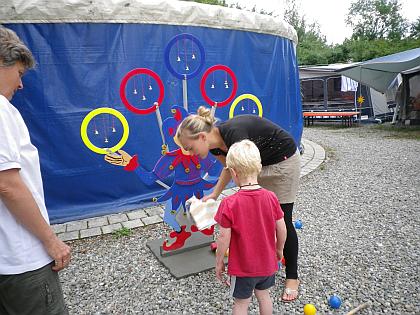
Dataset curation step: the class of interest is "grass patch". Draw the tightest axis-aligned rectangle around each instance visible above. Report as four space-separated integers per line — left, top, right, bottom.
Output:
112 227 133 238
324 146 337 161
314 146 336 171
371 124 420 140
305 122 420 140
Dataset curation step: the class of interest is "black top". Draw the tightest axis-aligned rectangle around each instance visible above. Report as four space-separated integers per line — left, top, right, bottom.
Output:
210 115 297 166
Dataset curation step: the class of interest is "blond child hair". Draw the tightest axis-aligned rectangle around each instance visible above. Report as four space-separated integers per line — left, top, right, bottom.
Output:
226 139 262 178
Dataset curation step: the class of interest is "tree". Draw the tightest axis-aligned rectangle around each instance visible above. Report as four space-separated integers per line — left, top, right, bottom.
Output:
409 17 420 39
339 37 420 62
283 0 331 65
346 0 408 40
187 0 419 65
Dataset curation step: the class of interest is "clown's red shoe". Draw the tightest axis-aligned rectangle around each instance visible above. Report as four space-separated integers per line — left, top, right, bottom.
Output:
191 224 214 236
162 225 191 251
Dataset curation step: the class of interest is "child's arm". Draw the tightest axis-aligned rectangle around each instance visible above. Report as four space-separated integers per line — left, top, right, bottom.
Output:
276 218 287 260
215 226 231 282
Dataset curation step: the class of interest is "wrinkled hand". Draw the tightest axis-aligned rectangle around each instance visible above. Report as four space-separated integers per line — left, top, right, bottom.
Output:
44 236 71 271
104 149 132 166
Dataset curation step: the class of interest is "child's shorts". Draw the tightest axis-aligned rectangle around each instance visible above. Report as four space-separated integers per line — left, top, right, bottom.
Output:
230 274 276 299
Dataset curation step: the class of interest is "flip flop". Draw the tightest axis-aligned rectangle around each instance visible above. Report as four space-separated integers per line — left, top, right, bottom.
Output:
281 287 299 303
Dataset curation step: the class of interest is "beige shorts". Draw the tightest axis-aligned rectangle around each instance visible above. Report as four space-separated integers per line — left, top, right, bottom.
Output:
258 150 301 204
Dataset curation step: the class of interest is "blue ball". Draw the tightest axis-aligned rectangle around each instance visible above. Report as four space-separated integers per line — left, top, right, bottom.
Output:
328 295 342 309
294 219 303 229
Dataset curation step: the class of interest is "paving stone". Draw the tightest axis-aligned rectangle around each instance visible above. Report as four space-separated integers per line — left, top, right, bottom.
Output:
108 213 128 224
66 220 88 232
51 223 66 234
301 171 310 177
88 216 109 228
142 215 163 225
58 231 79 241
122 219 145 229
80 227 102 239
127 209 148 220
144 207 164 217
101 223 123 234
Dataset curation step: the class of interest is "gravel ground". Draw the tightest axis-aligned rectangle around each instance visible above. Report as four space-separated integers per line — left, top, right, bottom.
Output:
60 125 420 314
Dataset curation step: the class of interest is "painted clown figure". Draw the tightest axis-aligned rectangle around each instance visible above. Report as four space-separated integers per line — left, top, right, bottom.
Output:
105 105 221 252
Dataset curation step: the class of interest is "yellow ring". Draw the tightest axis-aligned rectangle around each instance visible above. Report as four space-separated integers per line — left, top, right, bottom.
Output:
229 94 263 119
80 107 129 154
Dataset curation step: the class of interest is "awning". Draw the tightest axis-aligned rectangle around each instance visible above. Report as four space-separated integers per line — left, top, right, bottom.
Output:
339 48 420 93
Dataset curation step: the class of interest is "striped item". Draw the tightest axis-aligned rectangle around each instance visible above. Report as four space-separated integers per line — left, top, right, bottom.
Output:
341 75 358 92
187 196 220 230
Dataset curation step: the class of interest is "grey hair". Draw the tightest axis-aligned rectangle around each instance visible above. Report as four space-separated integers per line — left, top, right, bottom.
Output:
0 25 35 69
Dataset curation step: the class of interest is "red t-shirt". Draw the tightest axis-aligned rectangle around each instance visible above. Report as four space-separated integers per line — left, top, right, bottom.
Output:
215 188 284 277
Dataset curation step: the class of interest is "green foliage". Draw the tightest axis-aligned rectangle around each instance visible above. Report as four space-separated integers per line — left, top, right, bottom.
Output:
299 0 419 64
283 0 331 65
346 0 408 40
187 0 418 65
372 124 420 140
409 17 420 39
338 38 420 62
112 227 133 238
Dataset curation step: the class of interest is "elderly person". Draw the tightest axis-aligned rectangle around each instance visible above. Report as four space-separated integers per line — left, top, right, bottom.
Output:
0 25 71 314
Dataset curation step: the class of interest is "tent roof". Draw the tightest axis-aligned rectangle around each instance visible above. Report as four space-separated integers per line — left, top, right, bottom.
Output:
0 0 298 43
401 65 420 75
339 48 420 93
299 63 357 79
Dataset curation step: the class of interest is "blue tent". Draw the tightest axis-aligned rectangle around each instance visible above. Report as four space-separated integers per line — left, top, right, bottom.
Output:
1 0 303 223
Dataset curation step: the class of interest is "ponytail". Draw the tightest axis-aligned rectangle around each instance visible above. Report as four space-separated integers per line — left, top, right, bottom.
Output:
176 106 216 140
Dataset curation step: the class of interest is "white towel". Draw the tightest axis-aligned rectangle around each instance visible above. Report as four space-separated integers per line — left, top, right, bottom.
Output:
341 76 358 92
187 196 220 230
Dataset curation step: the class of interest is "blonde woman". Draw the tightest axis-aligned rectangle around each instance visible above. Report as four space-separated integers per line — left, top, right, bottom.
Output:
177 106 301 302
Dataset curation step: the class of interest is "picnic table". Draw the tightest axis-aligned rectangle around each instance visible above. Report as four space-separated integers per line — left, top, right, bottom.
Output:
303 111 360 127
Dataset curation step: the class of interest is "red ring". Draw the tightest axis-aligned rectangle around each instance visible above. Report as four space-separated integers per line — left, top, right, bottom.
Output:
200 65 238 108
120 68 165 115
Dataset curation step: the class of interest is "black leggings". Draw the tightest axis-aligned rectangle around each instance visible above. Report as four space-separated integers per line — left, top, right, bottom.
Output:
280 202 298 279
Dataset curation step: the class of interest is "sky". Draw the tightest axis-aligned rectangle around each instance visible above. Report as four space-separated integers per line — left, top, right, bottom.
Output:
225 0 419 44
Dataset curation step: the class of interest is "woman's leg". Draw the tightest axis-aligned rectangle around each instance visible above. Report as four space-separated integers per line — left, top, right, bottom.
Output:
281 202 298 279
281 202 300 301
258 152 301 301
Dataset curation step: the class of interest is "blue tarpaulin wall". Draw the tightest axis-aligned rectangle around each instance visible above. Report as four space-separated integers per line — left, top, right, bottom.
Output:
7 23 303 223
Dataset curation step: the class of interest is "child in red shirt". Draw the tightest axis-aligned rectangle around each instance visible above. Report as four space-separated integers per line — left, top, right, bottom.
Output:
215 140 287 315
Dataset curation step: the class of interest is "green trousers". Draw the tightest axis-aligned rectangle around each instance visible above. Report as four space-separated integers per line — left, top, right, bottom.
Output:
0 262 68 315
